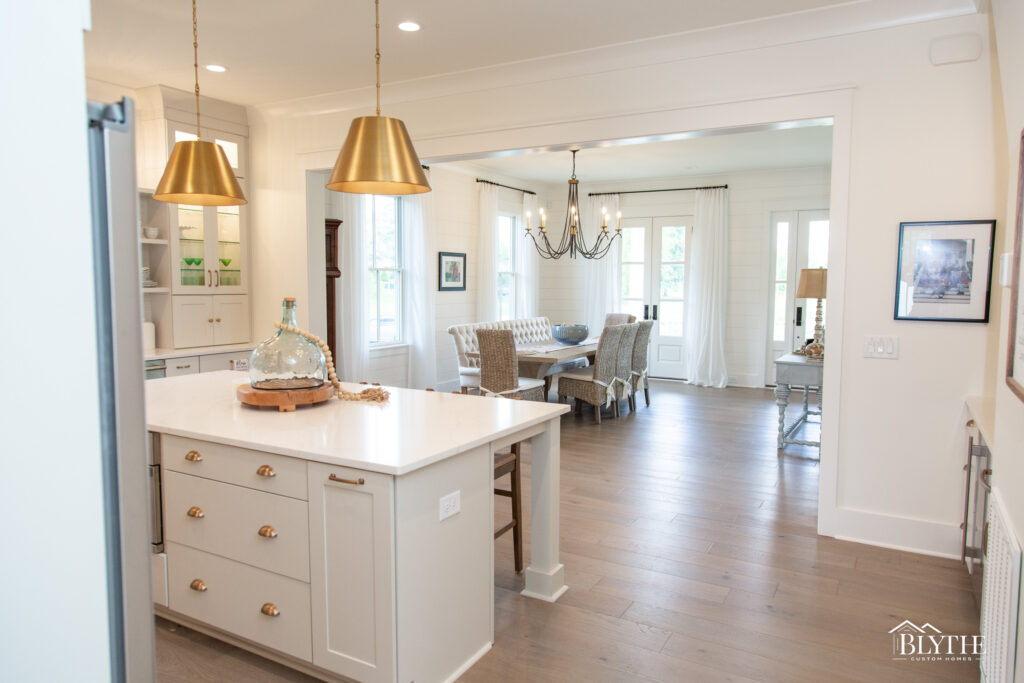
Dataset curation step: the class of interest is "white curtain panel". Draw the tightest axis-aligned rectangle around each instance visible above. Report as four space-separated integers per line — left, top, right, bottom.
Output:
582 193 621 333
683 187 729 388
401 181 438 389
517 192 540 318
336 193 369 383
476 183 500 321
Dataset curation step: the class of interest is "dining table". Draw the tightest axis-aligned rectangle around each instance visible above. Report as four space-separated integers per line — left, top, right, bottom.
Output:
467 337 600 395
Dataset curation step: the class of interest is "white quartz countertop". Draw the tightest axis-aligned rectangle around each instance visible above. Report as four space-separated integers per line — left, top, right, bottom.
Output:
145 344 254 361
145 371 570 475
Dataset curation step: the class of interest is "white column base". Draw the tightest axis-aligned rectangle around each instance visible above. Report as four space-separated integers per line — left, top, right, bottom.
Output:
521 563 568 602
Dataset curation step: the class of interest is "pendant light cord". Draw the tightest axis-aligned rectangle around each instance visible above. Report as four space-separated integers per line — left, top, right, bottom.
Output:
192 0 202 139
374 0 381 116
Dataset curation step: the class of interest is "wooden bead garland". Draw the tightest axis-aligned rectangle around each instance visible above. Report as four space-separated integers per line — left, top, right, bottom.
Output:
274 322 390 403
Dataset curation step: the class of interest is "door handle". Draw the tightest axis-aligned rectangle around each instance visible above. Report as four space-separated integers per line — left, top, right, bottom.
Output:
215 270 220 287
207 269 212 287
795 306 803 327
652 305 658 320
643 304 649 320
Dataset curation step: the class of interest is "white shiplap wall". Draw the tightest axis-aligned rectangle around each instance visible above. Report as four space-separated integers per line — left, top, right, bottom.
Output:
536 165 831 387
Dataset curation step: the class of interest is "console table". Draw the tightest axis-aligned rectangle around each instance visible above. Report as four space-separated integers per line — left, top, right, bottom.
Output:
774 353 823 451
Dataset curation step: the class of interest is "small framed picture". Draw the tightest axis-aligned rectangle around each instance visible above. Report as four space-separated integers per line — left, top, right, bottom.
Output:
438 251 467 291
894 220 996 323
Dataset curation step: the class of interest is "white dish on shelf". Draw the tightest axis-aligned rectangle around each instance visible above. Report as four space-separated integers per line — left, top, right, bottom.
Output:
142 280 159 288
143 227 159 239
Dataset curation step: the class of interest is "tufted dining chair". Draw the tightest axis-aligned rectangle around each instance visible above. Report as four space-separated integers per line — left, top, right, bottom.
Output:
556 324 625 424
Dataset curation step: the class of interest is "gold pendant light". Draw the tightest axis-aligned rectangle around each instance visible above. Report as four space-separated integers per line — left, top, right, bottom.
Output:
326 0 430 195
154 0 246 206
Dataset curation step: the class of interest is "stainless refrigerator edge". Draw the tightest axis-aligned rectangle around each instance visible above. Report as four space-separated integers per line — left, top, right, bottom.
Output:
87 97 157 682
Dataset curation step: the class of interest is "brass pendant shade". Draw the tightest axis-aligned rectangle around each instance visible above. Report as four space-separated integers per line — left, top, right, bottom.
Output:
154 139 247 206
326 116 430 195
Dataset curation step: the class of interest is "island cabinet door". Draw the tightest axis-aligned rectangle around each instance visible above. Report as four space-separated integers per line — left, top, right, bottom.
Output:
307 462 396 683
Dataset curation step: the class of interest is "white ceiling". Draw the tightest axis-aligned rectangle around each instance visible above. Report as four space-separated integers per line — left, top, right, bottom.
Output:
443 124 834 185
86 0 892 106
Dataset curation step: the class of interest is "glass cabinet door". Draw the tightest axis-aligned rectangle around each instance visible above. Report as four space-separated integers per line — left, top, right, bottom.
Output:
176 204 208 291
214 202 244 292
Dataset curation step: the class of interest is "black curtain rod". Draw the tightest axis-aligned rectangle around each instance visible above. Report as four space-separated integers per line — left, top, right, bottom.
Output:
475 178 537 196
588 184 727 197
421 164 429 170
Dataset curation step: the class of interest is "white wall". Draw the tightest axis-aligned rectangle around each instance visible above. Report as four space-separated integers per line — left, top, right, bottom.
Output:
986 2 1024 678
0 1 115 680
247 12 997 557
536 165 832 387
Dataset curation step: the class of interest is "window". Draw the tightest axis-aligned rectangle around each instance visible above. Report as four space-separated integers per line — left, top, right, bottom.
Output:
772 220 790 342
366 195 402 344
496 214 516 320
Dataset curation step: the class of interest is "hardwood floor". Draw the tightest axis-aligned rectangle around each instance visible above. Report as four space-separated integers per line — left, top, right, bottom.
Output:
155 380 979 682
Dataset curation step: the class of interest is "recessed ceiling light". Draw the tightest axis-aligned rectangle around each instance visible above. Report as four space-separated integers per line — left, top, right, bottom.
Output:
397 21 420 32
205 64 228 73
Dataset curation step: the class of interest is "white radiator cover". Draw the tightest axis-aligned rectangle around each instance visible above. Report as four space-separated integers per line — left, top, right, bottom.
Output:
981 487 1022 683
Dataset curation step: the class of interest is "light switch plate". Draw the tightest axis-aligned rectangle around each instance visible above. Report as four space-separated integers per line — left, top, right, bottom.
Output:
863 335 899 359
230 358 249 371
439 490 461 521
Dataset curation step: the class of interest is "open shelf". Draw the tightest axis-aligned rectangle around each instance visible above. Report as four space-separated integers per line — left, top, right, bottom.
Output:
142 287 170 294
141 238 169 246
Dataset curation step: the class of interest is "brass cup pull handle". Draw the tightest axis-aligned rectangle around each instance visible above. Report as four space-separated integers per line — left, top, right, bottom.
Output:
187 506 205 519
329 474 365 486
190 579 207 592
256 465 276 478
966 419 976 428
185 450 203 462
258 525 278 539
261 603 280 617
980 468 992 491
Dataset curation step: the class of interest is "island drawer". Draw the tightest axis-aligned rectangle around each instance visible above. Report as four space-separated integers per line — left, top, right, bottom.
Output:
164 470 310 582
162 434 307 500
166 542 312 663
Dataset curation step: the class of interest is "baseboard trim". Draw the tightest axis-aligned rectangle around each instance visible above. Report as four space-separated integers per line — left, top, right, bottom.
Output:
830 505 962 558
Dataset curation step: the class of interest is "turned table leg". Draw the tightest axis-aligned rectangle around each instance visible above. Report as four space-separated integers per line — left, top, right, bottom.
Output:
774 382 791 451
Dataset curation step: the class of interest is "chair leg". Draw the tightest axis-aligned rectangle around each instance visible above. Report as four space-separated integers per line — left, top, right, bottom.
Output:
644 385 650 407
510 442 523 574
544 376 553 398
575 398 583 416
594 403 601 424
461 386 468 395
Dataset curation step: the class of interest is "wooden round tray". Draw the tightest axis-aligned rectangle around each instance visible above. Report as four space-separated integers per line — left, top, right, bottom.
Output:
237 383 335 412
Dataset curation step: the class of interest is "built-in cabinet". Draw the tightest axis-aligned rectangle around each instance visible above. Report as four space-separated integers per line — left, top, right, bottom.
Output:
135 85 252 353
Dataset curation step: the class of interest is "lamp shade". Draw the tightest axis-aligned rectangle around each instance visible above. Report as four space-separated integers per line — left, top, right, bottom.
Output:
326 116 431 195
796 267 827 299
154 139 247 206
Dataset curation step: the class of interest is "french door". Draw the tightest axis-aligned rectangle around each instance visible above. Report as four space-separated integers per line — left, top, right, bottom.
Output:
619 216 691 379
766 209 830 384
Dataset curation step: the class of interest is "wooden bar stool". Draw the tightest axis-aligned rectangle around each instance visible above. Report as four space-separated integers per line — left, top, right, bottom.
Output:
493 442 523 573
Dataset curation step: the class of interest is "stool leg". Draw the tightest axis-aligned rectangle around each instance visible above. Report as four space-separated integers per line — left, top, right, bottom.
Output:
511 442 523 574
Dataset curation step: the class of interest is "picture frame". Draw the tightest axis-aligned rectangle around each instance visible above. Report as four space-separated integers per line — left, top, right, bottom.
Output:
1006 131 1024 402
893 219 996 323
438 251 467 291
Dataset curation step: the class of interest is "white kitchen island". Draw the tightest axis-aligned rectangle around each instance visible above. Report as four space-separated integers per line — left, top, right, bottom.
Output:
145 371 569 683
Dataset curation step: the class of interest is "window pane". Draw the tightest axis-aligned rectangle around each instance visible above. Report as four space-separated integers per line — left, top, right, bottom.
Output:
378 270 400 343
660 265 685 299
373 196 398 268
773 283 787 342
661 225 686 262
807 219 829 269
658 301 684 337
497 273 514 320
174 130 198 143
366 271 379 343
775 221 789 281
621 299 644 323
621 226 645 262
497 216 514 272
621 263 644 299
214 138 239 169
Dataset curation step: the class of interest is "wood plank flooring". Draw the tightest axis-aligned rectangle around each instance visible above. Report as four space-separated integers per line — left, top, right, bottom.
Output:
155 380 980 682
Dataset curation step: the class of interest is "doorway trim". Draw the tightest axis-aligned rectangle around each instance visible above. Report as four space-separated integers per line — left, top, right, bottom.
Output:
302 87 853 540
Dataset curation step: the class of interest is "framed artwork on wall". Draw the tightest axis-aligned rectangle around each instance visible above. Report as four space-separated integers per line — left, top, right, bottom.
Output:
438 251 467 291
893 219 996 323
1006 131 1024 402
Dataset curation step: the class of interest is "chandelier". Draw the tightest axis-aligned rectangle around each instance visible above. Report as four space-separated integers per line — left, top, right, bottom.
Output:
525 150 620 259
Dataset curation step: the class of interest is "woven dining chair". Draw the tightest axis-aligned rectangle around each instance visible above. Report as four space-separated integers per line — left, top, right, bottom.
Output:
613 323 639 416
477 329 546 401
630 320 655 409
604 312 637 326
556 324 626 424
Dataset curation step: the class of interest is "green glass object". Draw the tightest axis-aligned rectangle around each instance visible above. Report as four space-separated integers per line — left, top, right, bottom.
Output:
249 298 326 390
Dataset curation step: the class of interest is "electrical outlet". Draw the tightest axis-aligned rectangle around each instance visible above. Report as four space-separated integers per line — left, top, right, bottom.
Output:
863 335 899 359
439 490 461 521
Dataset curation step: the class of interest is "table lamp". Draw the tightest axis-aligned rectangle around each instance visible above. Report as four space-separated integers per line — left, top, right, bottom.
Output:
797 267 827 358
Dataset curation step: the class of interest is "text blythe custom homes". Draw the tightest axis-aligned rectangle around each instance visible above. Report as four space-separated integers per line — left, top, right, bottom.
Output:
889 620 984 662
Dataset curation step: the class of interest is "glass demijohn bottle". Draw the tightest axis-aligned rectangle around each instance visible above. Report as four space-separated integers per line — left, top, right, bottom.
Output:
249 297 327 390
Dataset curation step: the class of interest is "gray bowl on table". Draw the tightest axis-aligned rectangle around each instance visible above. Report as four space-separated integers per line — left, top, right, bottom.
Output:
551 324 589 345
